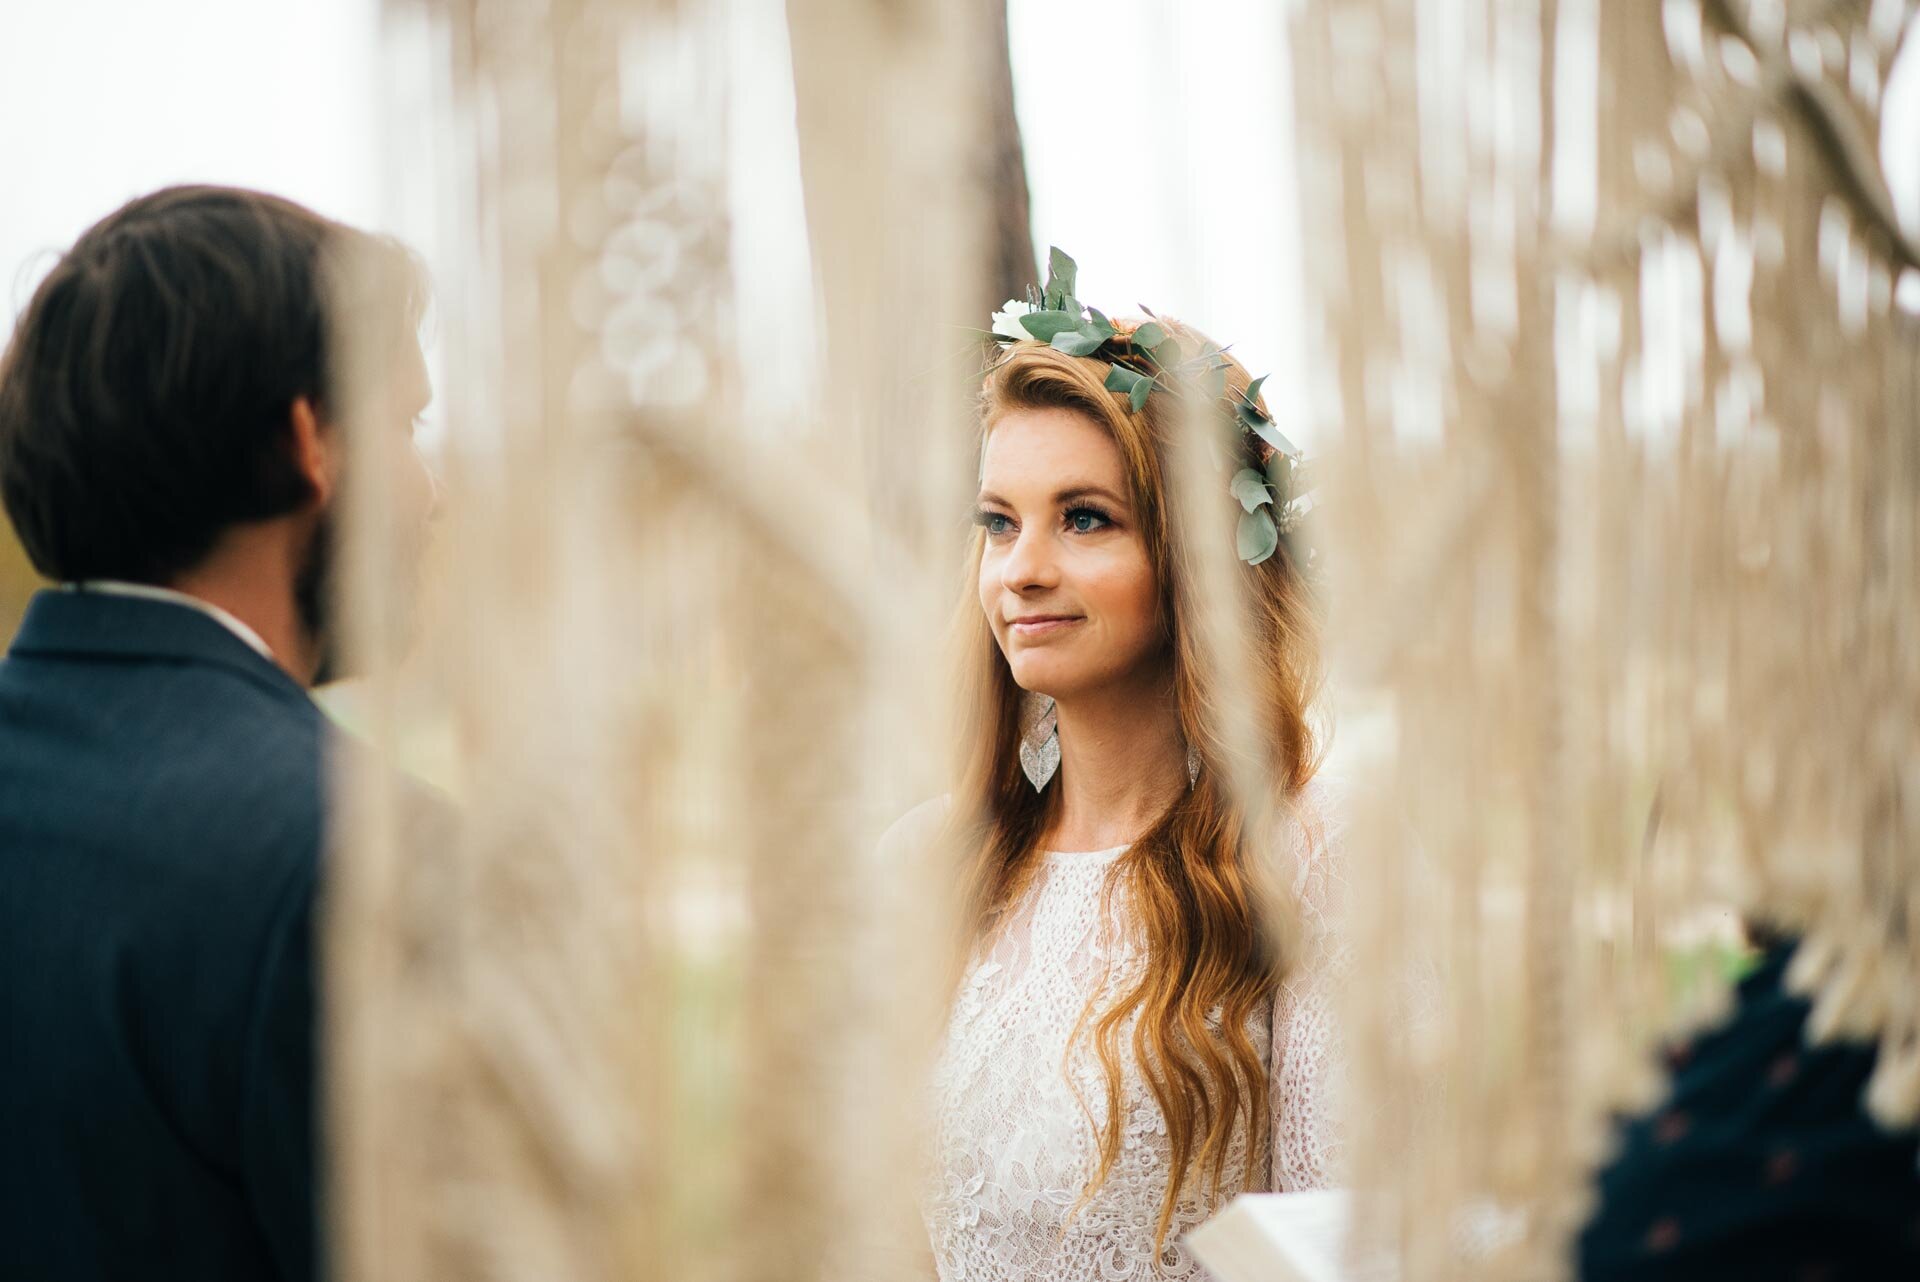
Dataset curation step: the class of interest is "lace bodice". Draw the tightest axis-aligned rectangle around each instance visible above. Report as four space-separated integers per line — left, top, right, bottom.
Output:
910 780 1348 1281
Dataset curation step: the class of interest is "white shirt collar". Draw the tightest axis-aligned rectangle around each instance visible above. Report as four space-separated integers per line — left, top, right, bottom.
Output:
64 580 278 664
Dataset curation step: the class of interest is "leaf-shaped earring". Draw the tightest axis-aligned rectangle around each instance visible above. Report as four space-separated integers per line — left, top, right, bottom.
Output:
1186 743 1201 789
1018 692 1060 792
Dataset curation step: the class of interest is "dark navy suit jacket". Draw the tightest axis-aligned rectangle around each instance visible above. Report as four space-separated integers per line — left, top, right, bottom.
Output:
1 588 324 1281
1579 938 1920 1279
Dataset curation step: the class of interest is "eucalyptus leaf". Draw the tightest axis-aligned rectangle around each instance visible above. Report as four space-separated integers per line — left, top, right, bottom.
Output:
1153 335 1185 367
1104 364 1146 397
1130 375 1154 414
1264 452 1292 497
1202 363 1228 400
1236 507 1279 565
1018 310 1083 342
1085 308 1117 339
1132 321 1167 350
1230 468 1272 513
1252 419 1303 459
1052 328 1105 357
1045 246 1078 310
1243 374 1267 407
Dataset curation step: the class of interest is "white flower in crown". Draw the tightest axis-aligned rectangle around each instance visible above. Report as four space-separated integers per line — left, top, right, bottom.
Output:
990 299 1034 340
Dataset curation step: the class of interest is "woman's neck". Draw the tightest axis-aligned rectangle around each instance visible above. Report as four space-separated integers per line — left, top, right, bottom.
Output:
1045 671 1186 853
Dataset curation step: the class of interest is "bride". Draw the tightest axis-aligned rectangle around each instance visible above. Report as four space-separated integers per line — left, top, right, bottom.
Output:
896 252 1346 1281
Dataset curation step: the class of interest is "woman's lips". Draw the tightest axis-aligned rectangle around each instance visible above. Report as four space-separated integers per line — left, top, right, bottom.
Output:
1008 615 1083 638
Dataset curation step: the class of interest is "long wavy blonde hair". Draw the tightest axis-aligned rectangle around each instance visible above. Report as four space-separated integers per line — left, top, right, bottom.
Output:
941 319 1325 1247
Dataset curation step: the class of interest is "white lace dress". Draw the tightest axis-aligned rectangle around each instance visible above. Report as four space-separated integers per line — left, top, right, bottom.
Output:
916 779 1348 1281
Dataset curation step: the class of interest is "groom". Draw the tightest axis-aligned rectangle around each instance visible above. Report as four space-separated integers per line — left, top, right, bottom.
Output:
0 186 435 1281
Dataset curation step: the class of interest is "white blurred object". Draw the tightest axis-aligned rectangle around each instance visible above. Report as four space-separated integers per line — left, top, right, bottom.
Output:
1883 13 1920 235
1187 1191 1377 1282
1189 1190 1525 1282
1884 13 1920 314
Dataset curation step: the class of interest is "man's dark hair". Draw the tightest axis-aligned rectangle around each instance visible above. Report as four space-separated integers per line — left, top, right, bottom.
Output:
0 185 426 584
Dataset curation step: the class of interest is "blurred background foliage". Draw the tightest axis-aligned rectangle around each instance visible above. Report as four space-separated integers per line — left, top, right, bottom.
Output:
1 533 37 638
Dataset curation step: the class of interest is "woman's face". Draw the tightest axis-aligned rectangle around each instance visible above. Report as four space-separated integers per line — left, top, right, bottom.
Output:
976 405 1166 702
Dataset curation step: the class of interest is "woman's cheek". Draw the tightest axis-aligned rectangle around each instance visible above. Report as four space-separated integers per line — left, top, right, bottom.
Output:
1114 560 1162 646
976 547 1002 613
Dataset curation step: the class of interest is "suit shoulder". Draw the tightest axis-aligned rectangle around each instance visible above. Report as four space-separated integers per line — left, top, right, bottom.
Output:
158 709 326 851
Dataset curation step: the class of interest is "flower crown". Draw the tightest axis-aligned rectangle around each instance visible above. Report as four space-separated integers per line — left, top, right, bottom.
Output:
985 248 1314 567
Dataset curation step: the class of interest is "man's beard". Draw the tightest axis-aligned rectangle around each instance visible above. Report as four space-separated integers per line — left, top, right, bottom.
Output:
297 501 427 688
294 505 340 686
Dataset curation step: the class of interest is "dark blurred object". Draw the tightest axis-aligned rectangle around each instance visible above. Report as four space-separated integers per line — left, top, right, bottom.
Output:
1578 938 1920 1280
0 590 324 1281
984 0 1035 303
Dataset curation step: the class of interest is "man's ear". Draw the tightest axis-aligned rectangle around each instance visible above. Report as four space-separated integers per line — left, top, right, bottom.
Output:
288 396 340 507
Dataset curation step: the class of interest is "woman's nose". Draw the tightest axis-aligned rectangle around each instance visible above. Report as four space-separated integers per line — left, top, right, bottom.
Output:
1000 526 1059 592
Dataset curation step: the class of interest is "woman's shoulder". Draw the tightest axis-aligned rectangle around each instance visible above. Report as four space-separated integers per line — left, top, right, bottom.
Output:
1283 769 1351 921
1287 769 1350 858
1293 770 1349 831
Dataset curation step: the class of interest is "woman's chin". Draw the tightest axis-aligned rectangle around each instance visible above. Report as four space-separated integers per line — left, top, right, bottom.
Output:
1009 665 1065 698
1010 667 1089 702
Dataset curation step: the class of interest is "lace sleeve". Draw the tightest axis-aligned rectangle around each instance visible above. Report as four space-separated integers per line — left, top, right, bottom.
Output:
1268 778 1350 1192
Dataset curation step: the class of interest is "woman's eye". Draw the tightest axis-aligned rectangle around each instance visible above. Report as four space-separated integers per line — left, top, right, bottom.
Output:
975 510 1014 537
1066 507 1111 534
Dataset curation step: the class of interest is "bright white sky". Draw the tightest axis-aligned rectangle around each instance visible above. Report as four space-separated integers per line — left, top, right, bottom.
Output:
0 1 384 310
0 0 1916 440
1005 0 1309 400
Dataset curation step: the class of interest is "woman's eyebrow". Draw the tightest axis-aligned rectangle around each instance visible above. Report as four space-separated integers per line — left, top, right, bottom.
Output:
975 484 1129 507
1054 485 1127 507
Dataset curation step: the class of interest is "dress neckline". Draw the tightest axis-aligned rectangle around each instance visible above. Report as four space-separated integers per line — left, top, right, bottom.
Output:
1042 844 1129 865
